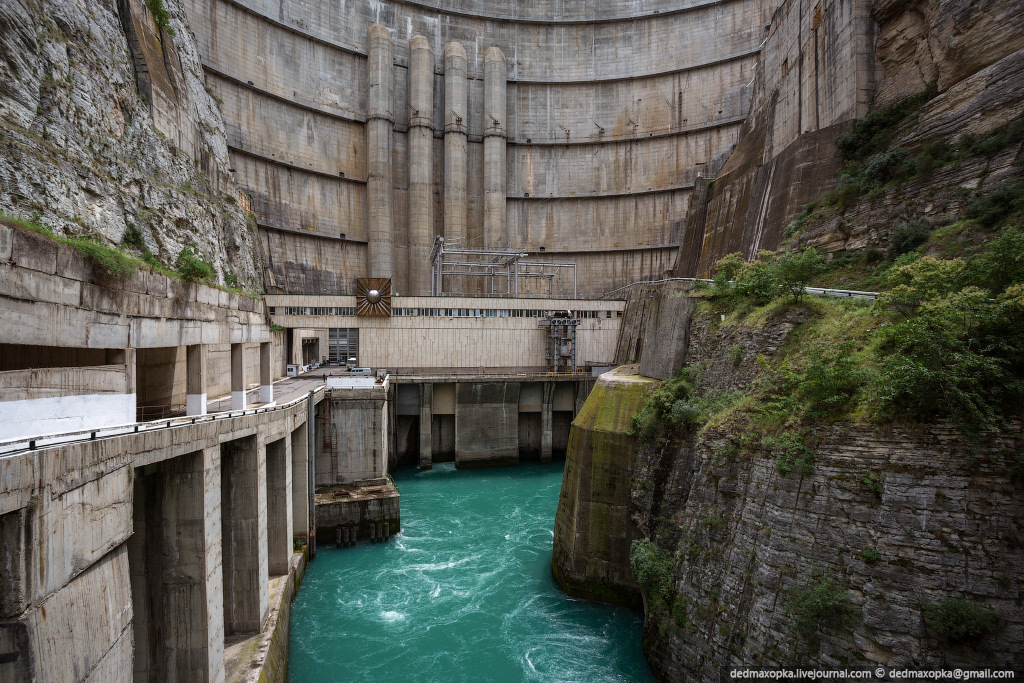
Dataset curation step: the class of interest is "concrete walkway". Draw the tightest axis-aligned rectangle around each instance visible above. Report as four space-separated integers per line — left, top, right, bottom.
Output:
206 372 326 412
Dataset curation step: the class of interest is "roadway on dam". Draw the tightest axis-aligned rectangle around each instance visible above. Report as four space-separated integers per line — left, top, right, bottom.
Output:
288 462 652 682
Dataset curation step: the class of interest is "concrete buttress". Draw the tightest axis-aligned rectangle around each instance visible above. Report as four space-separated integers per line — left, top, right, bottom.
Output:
367 24 394 281
408 35 434 295
444 42 468 249
483 47 507 249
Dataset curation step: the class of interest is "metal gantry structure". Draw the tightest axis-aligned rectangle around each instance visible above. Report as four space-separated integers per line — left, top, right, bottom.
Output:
428 236 578 298
538 311 580 373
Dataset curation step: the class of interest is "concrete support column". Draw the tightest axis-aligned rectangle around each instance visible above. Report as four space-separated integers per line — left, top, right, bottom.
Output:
443 41 468 247
230 343 246 410
483 47 507 248
541 382 554 464
290 426 309 542
259 342 273 404
201 446 226 682
419 383 433 469
266 437 292 575
220 435 269 635
367 24 394 280
186 344 207 416
408 35 434 295
129 450 223 681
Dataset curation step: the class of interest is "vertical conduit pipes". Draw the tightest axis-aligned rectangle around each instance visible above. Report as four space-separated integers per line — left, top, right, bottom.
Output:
408 35 434 295
443 41 468 250
483 47 507 249
367 24 394 281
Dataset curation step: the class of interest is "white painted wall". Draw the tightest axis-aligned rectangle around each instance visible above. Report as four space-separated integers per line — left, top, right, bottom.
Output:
0 394 136 441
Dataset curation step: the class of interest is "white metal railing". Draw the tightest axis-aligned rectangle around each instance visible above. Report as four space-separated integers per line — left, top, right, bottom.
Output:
599 278 878 301
0 385 326 457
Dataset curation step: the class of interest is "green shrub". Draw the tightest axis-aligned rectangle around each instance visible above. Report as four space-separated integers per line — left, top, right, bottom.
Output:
784 575 856 640
67 237 137 278
860 471 884 500
861 549 881 565
629 539 674 605
784 202 818 238
922 598 1002 642
862 147 911 187
672 600 688 628
122 222 145 250
965 180 1024 230
798 339 868 417
960 116 1024 158
768 432 815 476
888 220 931 259
969 227 1024 293
776 248 826 302
176 245 216 282
910 139 954 177
630 368 695 439
835 90 933 163
145 0 176 36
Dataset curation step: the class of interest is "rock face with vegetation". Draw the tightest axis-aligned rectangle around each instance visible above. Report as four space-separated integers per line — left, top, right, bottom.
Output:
0 0 263 291
627 299 1023 677
678 0 1024 278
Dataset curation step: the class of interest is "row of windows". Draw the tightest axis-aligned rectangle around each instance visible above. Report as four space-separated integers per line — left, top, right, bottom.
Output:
269 306 621 319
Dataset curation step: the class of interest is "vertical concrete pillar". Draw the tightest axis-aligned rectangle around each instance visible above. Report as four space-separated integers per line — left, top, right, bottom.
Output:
541 382 554 464
129 450 223 681
201 446 226 683
408 35 434 295
483 47 507 248
367 23 394 280
290 426 309 542
259 342 273 404
230 343 246 410
187 344 207 416
443 41 468 246
266 437 292 575
418 383 433 469
220 435 269 635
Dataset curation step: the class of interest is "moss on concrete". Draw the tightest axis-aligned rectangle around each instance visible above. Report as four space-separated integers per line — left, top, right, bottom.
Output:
552 367 656 607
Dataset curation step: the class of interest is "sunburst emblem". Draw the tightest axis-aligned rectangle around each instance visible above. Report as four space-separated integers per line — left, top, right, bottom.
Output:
356 278 392 316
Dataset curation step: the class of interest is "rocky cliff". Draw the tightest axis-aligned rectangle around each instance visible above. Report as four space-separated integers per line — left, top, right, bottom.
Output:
0 0 263 290
631 304 1023 676
678 0 1024 277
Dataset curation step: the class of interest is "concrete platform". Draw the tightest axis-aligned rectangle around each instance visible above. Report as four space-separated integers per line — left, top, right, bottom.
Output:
315 479 401 546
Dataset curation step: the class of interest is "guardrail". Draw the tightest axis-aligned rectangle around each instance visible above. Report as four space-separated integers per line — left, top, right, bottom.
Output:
599 278 878 301
0 385 327 457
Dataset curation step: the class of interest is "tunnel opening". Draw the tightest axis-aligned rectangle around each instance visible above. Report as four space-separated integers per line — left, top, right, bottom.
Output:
431 414 455 463
553 411 574 459
517 412 542 461
395 415 420 468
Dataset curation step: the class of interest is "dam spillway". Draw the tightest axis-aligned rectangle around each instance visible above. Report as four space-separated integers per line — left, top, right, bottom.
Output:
289 463 652 682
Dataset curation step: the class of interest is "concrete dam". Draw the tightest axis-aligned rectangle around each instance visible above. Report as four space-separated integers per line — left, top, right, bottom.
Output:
2 0 1024 678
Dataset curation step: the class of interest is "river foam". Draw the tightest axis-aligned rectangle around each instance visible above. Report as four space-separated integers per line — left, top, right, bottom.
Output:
289 462 652 682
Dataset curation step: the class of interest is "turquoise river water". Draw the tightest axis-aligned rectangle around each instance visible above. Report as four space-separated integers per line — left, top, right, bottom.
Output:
288 462 653 682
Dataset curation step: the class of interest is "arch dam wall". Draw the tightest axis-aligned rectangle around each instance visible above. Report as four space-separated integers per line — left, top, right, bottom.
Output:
180 0 776 297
